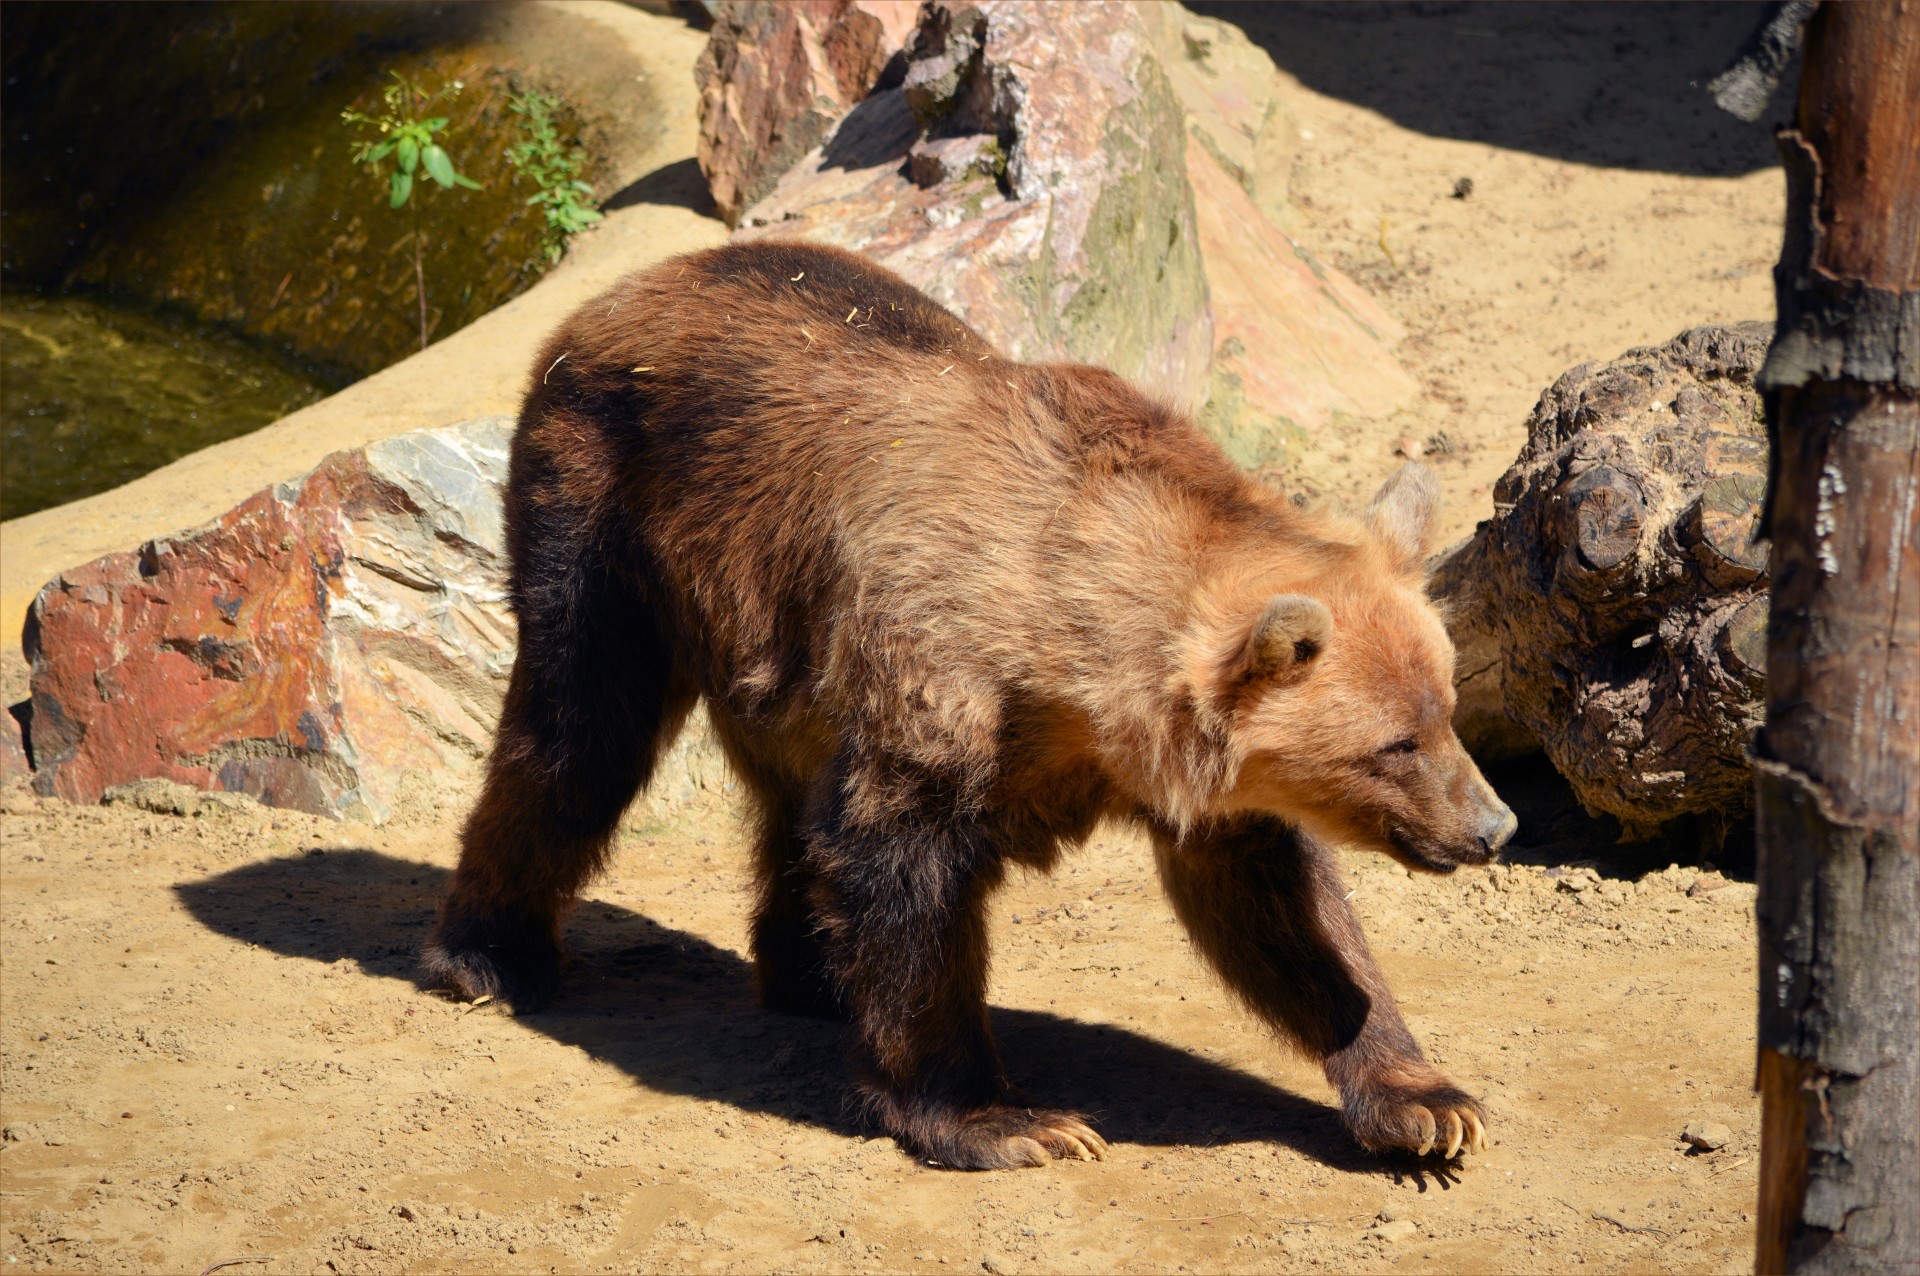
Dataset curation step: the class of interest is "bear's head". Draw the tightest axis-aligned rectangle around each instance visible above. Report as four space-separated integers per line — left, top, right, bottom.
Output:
1200 464 1517 872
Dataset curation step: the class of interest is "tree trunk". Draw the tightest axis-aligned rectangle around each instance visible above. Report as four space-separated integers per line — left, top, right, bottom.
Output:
1753 3 1920 1273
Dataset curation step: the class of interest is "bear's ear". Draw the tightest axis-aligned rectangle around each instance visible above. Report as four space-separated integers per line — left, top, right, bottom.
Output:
1238 594 1334 684
1367 462 1440 568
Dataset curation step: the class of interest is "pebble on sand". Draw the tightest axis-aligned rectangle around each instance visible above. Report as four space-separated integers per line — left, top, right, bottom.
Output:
1367 1218 1420 1243
1682 1120 1733 1151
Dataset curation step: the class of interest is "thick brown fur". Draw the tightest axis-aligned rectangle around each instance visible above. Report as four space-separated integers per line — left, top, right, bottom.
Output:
424 240 1517 1169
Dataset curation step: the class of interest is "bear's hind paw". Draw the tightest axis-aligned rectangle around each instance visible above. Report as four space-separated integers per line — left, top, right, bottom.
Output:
421 913 561 1014
910 1106 1110 1170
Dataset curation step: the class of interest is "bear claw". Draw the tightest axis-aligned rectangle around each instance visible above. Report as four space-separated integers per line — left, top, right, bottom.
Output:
421 912 561 1015
1349 1082 1488 1160
917 1106 1110 1169
1041 1117 1108 1163
1401 1103 1487 1158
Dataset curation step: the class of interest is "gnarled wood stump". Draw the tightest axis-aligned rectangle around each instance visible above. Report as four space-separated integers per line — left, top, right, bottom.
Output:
1436 323 1772 838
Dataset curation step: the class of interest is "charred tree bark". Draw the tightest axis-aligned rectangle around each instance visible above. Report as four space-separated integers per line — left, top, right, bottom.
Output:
1753 3 1920 1273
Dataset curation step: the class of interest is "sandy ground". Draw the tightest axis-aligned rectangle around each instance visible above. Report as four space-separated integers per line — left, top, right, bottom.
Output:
1 780 1760 1275
3 4 1786 1273
1217 1 1783 543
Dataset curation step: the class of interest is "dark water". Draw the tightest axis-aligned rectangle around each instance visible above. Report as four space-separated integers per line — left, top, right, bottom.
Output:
0 290 332 520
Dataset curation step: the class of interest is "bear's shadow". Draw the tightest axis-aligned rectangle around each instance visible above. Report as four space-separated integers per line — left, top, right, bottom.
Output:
177 848 1388 1174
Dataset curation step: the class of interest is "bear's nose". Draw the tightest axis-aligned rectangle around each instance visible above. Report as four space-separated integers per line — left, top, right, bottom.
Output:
1477 803 1518 856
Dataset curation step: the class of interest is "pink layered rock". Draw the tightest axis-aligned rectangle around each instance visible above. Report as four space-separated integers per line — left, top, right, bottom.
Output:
706 0 1415 446
694 0 922 227
25 420 521 821
1187 138 1419 469
25 418 734 822
1137 6 1419 463
735 0 1217 409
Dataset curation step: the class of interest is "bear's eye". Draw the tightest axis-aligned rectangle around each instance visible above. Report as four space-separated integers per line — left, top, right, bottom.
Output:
1378 737 1419 756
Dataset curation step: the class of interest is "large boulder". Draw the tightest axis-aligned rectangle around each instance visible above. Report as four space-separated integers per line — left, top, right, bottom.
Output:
704 0 1414 455
734 0 1216 408
1147 5 1416 463
1183 133 1416 469
694 1 922 227
1436 324 1773 838
1137 3 1298 229
23 418 728 822
0 711 26 786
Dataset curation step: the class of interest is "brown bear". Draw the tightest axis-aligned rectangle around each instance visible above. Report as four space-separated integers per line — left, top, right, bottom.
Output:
425 239 1518 1170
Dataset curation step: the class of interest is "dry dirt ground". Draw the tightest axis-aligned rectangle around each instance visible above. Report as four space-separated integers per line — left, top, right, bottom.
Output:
3 4 1784 1273
1210 1 1782 543
2 782 1758 1275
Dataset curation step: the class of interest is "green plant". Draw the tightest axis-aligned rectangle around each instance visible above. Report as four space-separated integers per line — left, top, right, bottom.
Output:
342 72 482 351
506 90 602 262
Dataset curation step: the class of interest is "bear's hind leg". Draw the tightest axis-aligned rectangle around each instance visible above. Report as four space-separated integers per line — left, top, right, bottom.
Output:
425 537 691 1013
806 768 1107 1169
748 795 848 1021
704 721 848 1020
1153 818 1487 1159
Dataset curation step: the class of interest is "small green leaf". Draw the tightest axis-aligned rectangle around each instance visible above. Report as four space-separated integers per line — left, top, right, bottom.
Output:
421 116 450 133
525 192 545 207
396 136 419 174
390 170 413 208
366 139 397 163
452 171 483 191
421 143 455 187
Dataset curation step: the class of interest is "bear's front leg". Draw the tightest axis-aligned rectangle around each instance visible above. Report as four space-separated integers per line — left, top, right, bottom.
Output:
1153 817 1488 1159
804 774 1107 1169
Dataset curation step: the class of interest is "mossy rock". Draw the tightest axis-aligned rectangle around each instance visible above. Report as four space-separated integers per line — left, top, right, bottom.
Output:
3 4 609 380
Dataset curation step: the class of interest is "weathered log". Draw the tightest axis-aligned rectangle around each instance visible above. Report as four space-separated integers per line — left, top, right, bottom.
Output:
1436 322 1774 839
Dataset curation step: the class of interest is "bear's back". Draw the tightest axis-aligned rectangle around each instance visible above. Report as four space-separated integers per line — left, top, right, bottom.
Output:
512 241 1307 788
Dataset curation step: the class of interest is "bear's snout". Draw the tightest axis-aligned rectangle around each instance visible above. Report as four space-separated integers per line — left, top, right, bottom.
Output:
1475 800 1518 859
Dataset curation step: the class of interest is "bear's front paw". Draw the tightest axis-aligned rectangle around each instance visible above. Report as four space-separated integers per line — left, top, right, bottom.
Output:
1346 1080 1487 1159
908 1105 1110 1170
422 907 562 1013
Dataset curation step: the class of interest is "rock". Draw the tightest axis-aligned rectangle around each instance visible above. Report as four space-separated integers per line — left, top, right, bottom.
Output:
1136 5 1297 228
0 707 27 785
1366 1218 1419 1243
26 418 519 821
1142 5 1415 463
1547 866 1598 893
717 0 1412 454
1682 1120 1732 1151
1434 324 1772 837
25 416 730 823
694 1 922 226
1184 132 1416 467
102 778 203 817
734 1 1215 408
906 132 1004 189
980 1253 1016 1275
31 4 682 384
1686 875 1731 899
